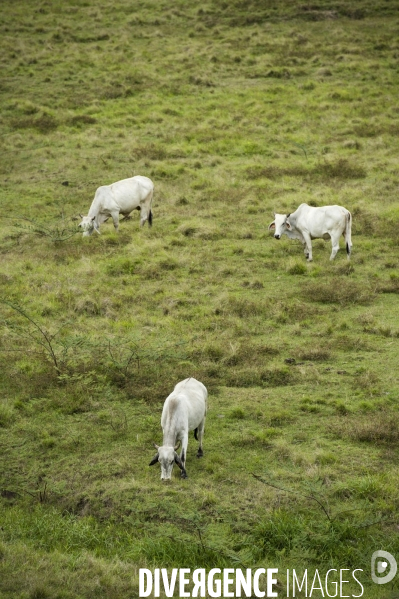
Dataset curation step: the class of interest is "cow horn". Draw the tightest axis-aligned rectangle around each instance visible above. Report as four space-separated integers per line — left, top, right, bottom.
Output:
79 214 83 218
174 452 184 469
149 453 159 466
153 442 160 450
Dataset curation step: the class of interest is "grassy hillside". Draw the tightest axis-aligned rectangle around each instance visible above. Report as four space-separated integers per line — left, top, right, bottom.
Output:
1 0 399 597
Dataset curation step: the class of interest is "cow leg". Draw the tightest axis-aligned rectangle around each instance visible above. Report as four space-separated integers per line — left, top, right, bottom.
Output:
302 233 313 261
180 432 189 478
139 206 148 227
303 243 309 261
196 418 205 458
330 234 340 260
110 211 119 232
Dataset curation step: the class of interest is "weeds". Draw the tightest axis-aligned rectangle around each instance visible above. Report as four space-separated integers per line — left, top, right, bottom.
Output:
0 299 72 375
11 216 78 243
251 475 387 568
105 336 189 382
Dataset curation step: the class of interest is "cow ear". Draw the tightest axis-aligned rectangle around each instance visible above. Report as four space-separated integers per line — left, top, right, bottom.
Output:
149 454 159 466
286 220 291 230
268 222 275 230
93 222 101 234
174 452 183 469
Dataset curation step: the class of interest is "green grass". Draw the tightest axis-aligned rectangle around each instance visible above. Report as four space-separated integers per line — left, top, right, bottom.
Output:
1 0 399 596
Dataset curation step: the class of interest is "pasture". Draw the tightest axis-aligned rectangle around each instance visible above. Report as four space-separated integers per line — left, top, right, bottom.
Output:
1 0 399 596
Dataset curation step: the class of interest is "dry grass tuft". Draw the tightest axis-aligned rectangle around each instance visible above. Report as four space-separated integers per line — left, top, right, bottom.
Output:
68 115 97 127
11 112 58 133
215 296 270 318
297 347 331 361
244 159 365 181
132 143 167 160
335 413 399 445
301 279 375 306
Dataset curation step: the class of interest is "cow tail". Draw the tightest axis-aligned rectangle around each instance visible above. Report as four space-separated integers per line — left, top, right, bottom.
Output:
345 211 352 259
194 427 198 441
148 186 154 227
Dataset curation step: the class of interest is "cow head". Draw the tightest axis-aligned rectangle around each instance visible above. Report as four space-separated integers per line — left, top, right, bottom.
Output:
78 215 100 236
149 442 186 480
268 213 291 239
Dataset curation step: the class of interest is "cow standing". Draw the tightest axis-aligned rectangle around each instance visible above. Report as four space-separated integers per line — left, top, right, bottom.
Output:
269 203 352 261
149 378 207 480
79 175 154 236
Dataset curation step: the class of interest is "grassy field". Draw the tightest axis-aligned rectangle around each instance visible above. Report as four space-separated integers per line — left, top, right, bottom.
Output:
1 0 399 597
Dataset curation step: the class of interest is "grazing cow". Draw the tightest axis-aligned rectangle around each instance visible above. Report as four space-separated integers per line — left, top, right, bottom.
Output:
149 378 207 480
268 203 352 261
78 175 154 237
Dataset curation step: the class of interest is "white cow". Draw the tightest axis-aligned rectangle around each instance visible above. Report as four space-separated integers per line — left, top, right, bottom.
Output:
78 175 154 236
149 378 207 480
268 203 352 261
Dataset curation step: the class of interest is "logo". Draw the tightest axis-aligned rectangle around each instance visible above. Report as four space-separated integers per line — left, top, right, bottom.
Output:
371 550 397 585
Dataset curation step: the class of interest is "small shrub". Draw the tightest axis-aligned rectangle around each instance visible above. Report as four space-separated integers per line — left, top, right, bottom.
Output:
378 276 399 294
215 296 270 318
30 588 51 599
224 368 261 387
260 367 293 386
132 143 167 160
298 347 331 361
0 404 14 428
313 159 366 180
176 197 189 206
252 510 303 558
301 279 375 306
287 260 307 275
300 404 320 413
258 345 280 357
69 115 97 127
228 407 246 419
316 452 337 465
335 402 351 416
157 258 180 271
269 410 293 426
178 224 197 237
336 414 399 444
352 369 380 390
74 298 100 315
202 344 224 362
342 139 361 150
106 258 136 276
12 112 58 133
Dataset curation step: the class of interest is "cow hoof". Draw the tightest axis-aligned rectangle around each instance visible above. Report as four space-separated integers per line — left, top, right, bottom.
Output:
196 450 203 458
181 471 188 479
